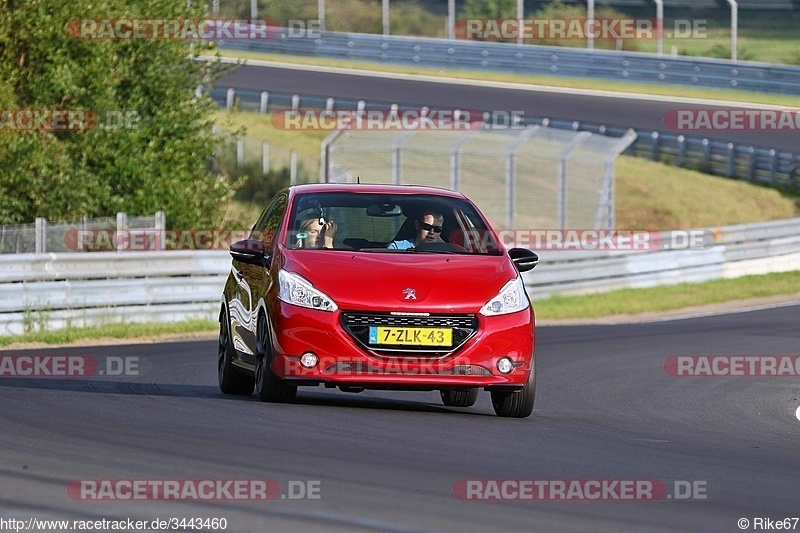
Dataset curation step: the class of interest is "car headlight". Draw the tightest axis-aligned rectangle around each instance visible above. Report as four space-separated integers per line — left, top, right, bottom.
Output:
278 269 338 312
479 277 529 316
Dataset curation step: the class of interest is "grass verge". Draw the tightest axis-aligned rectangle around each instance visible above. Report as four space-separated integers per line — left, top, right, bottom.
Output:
219 51 800 108
0 319 218 349
534 271 800 319
215 110 800 230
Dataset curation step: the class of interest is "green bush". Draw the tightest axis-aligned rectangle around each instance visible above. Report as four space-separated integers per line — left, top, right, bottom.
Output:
0 0 234 229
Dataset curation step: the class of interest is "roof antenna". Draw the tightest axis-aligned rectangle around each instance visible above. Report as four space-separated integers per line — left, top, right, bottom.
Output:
357 176 360 184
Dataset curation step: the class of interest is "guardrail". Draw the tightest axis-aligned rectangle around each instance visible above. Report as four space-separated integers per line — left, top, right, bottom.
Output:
526 218 800 298
211 88 800 190
218 30 800 95
0 251 227 335
2 218 799 335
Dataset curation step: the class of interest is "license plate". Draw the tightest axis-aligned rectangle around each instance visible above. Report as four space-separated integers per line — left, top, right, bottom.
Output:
369 326 452 346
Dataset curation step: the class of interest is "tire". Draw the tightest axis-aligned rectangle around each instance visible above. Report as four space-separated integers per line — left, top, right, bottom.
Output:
218 306 254 395
254 312 297 403
491 358 536 418
440 388 479 407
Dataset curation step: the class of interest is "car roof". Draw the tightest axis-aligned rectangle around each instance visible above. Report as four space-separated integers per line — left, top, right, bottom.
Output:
286 183 467 199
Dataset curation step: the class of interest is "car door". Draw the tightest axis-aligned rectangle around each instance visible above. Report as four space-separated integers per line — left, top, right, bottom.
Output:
229 193 287 365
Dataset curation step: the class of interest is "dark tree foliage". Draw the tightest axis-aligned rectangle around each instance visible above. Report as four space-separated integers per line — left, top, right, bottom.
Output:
0 0 233 228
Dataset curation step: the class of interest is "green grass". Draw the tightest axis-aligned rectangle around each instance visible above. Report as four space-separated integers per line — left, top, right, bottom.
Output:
615 157 800 229
635 25 800 66
0 318 217 348
215 110 800 230
534 271 800 319
217 51 800 108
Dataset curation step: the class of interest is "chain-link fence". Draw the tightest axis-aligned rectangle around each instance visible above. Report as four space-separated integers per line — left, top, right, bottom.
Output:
0 213 165 254
322 125 636 230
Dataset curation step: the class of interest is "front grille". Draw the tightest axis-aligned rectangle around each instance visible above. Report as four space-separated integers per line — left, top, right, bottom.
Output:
341 312 478 356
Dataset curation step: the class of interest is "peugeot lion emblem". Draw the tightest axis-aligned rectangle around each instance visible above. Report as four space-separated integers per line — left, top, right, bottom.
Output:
403 288 417 300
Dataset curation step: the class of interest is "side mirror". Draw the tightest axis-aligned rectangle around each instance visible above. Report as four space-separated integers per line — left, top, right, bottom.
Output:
230 239 268 266
508 248 538 272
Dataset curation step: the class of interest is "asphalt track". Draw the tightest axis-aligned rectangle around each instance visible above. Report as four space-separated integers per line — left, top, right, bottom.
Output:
217 64 800 152
1 305 799 532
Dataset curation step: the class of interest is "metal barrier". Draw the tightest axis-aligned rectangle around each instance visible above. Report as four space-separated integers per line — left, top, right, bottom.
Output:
321 124 637 230
0 212 166 254
211 87 800 190
218 30 800 94
2 218 799 335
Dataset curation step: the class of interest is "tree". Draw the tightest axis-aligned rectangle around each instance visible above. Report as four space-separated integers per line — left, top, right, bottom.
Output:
463 0 517 20
0 0 233 228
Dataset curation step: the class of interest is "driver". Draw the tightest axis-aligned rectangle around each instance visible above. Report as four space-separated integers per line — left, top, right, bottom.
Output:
388 211 444 250
298 217 337 249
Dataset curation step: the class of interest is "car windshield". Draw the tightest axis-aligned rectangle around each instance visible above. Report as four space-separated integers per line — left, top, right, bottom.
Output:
285 192 503 255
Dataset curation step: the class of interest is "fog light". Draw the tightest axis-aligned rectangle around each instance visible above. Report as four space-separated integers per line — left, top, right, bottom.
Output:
497 357 514 375
300 352 319 369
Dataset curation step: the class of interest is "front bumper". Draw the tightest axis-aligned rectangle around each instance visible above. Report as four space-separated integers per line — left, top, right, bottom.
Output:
269 301 534 389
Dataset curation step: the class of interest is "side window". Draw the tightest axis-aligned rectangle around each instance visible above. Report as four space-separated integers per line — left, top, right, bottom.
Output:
252 193 287 250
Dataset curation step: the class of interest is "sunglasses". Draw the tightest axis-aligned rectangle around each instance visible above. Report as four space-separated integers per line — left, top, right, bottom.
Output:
420 222 443 233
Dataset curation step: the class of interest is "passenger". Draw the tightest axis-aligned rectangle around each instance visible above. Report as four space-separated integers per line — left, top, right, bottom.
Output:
388 211 444 249
299 217 337 249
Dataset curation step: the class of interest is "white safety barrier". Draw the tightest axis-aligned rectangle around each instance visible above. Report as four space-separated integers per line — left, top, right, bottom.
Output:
1 219 799 335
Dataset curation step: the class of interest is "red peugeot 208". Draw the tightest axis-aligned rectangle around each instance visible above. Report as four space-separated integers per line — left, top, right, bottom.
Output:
218 184 538 417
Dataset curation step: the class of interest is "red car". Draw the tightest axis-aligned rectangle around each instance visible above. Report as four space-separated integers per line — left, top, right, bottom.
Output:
218 184 538 417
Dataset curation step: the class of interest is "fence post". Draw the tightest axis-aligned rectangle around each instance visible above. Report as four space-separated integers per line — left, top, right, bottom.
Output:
80 216 87 252
291 94 300 113
702 138 711 168
677 135 686 167
769 149 777 185
651 131 660 161
226 88 235 111
726 143 735 177
260 91 269 114
155 211 166 251
290 150 297 185
748 146 757 181
116 212 127 252
237 134 244 169
505 152 515 230
326 98 335 112
392 146 402 185
450 150 459 191
250 0 258 20
35 217 46 254
262 141 270 174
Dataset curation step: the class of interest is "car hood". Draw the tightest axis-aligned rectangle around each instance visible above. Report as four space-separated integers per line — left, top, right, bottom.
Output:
281 249 518 313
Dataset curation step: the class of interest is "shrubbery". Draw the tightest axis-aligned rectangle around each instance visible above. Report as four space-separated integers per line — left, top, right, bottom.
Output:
0 0 233 229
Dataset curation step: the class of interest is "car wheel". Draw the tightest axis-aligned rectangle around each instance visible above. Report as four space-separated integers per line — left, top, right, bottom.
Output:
255 313 297 403
440 388 479 407
218 306 254 395
491 358 536 418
